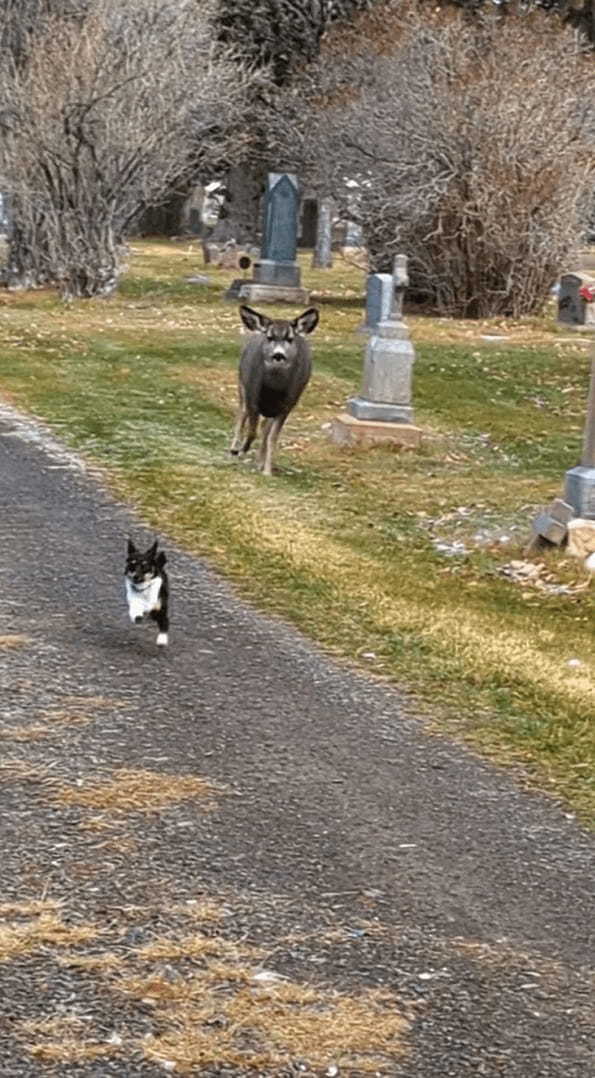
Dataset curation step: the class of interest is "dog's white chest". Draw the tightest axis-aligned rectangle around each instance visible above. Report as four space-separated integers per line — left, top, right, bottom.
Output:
126 576 162 622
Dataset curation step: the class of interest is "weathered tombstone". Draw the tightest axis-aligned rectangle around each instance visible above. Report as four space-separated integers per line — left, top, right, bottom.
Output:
564 348 595 516
343 220 363 248
299 198 318 248
362 273 393 332
237 173 309 304
311 198 333 269
558 273 595 329
219 239 240 269
528 497 574 551
330 254 421 448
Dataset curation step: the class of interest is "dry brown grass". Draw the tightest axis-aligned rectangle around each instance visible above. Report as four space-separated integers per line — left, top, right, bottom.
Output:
55 951 125 972
41 709 92 726
53 767 222 814
0 760 54 786
0 912 98 962
137 981 407 1073
0 723 52 742
168 898 226 924
19 1016 119 1063
133 931 256 963
113 920 407 1074
0 899 61 917
0 634 30 649
54 695 128 710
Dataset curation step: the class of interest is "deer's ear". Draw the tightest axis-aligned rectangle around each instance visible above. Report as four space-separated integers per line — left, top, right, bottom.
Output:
240 306 271 333
292 308 319 335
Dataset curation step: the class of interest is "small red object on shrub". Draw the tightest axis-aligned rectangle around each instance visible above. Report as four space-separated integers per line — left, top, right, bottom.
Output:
579 284 595 303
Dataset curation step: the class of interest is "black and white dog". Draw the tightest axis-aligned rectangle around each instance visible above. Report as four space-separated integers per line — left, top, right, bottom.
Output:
124 539 169 646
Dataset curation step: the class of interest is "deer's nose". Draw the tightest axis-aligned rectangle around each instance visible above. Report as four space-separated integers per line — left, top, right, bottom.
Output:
272 351 286 362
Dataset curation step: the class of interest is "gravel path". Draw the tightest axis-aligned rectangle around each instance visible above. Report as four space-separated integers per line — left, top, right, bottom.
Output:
0 403 593 1077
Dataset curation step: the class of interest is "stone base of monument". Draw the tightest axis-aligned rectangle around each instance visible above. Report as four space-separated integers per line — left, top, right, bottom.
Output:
564 465 595 518
238 283 310 305
238 257 310 305
224 278 248 301
347 397 414 424
329 412 422 449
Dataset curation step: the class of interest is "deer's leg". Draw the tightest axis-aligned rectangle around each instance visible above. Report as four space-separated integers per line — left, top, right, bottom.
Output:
261 415 286 477
241 410 259 455
257 418 274 470
230 406 249 455
230 385 248 454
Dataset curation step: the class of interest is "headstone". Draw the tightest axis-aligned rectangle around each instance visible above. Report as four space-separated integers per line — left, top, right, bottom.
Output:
311 198 333 269
299 198 318 248
330 253 421 447
558 273 595 329
564 349 595 517
528 497 574 551
363 273 393 332
219 240 240 269
343 221 363 248
236 172 309 304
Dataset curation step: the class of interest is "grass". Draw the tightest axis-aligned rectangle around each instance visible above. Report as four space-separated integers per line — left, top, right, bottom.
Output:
0 240 594 820
54 767 222 814
116 937 407 1073
0 909 98 962
0 634 30 649
18 1017 120 1064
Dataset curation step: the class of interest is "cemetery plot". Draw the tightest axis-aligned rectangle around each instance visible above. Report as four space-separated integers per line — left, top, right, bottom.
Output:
0 241 594 823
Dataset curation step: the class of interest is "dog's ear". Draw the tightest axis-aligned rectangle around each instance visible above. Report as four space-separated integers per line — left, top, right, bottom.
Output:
147 540 159 560
127 538 137 557
240 305 271 333
292 308 319 336
155 551 167 570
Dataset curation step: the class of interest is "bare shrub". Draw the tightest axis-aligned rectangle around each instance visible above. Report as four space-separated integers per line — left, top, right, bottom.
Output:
276 6 595 317
0 0 260 297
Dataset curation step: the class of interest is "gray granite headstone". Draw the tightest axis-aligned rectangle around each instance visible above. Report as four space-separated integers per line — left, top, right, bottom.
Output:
234 171 309 304
262 173 298 261
311 198 333 269
558 273 595 328
364 273 394 331
349 255 416 425
344 220 363 247
564 353 595 517
558 274 584 325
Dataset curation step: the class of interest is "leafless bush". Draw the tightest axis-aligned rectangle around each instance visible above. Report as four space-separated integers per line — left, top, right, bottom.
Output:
275 7 595 317
0 0 260 297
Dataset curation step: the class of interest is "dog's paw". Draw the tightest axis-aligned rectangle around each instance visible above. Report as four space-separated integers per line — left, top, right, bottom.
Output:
156 633 168 647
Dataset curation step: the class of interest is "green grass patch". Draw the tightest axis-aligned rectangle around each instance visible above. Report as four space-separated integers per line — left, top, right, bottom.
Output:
1 241 594 822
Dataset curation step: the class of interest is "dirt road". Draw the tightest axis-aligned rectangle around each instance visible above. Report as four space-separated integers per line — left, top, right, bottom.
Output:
0 404 593 1076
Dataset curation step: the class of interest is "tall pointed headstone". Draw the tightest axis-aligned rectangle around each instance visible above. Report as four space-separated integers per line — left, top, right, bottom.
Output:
240 173 309 305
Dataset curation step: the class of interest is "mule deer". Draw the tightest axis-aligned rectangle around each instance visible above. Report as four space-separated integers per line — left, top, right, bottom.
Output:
230 305 319 476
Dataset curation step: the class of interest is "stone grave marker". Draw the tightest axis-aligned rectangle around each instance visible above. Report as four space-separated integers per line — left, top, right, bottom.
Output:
558 273 595 329
330 253 421 448
311 198 333 269
363 273 394 332
565 349 595 516
234 173 308 304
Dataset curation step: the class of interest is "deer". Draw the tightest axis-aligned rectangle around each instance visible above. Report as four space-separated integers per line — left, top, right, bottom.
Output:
230 304 319 477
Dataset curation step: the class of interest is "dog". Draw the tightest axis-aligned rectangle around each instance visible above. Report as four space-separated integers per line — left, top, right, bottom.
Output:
124 538 169 646
230 304 319 476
